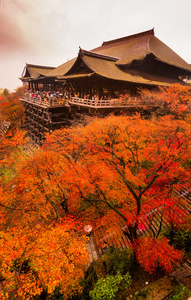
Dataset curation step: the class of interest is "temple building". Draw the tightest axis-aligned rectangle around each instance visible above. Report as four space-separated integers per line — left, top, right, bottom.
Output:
20 29 191 143
20 29 191 97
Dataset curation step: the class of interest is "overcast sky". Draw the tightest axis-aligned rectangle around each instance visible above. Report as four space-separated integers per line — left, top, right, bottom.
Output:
0 0 190 91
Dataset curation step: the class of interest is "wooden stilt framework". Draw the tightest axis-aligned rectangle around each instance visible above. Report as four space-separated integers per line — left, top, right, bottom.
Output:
22 99 72 144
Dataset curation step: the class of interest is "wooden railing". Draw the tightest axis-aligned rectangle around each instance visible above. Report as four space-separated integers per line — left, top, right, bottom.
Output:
69 96 160 108
21 94 163 108
21 93 68 107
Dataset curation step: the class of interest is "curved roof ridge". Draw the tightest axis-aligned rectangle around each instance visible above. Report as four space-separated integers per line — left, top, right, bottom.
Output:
102 28 154 47
146 34 152 53
26 63 55 70
80 48 119 61
20 63 56 80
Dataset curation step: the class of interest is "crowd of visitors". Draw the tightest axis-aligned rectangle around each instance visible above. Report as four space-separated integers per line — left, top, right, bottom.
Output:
24 90 70 106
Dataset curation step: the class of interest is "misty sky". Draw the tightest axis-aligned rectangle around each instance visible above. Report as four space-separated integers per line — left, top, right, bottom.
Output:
0 0 190 91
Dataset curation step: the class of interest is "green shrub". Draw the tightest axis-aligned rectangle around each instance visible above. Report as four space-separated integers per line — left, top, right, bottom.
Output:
102 246 135 275
81 247 134 299
89 271 132 300
169 284 191 300
164 227 191 253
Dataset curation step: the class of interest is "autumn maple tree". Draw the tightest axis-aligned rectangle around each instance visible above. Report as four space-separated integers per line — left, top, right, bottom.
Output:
0 139 89 298
0 216 89 299
42 114 191 240
0 87 25 135
133 236 183 274
0 142 89 299
0 90 89 299
139 83 191 116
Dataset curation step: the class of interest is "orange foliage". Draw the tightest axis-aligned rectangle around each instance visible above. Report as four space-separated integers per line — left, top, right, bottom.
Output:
0 122 89 298
0 87 25 133
42 114 191 240
0 130 27 167
1 98 191 296
0 219 88 299
139 83 191 116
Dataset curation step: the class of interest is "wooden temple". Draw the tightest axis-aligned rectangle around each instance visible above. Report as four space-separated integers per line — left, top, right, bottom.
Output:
20 29 191 143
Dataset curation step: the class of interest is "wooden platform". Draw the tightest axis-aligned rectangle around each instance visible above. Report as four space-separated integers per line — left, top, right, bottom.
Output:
69 96 154 109
20 93 165 143
21 94 161 110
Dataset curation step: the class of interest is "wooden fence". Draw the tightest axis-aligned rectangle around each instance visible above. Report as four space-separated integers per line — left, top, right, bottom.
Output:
22 93 67 107
22 94 162 109
70 96 160 108
88 182 191 261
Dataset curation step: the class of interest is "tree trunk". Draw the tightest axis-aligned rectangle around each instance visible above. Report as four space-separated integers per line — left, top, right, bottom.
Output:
124 222 138 243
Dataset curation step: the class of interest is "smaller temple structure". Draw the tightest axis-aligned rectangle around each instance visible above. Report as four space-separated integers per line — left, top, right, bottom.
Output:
20 64 56 91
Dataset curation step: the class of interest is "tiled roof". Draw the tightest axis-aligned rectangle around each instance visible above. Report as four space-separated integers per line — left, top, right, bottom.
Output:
48 58 76 77
20 29 191 85
20 64 55 80
92 29 191 71
60 50 179 86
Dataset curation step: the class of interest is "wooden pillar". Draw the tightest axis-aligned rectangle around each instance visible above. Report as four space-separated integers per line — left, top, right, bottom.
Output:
95 80 99 100
85 84 88 99
42 109 45 133
90 85 93 99
74 82 76 95
78 82 80 98
82 83 84 98
108 88 111 100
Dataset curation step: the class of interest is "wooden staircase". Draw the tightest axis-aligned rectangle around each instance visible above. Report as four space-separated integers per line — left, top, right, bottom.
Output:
169 260 191 291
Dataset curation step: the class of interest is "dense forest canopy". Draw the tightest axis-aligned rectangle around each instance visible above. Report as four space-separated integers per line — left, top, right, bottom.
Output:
0 85 191 299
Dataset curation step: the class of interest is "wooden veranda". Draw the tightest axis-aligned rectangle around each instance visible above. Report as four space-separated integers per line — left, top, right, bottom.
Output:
20 90 165 143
